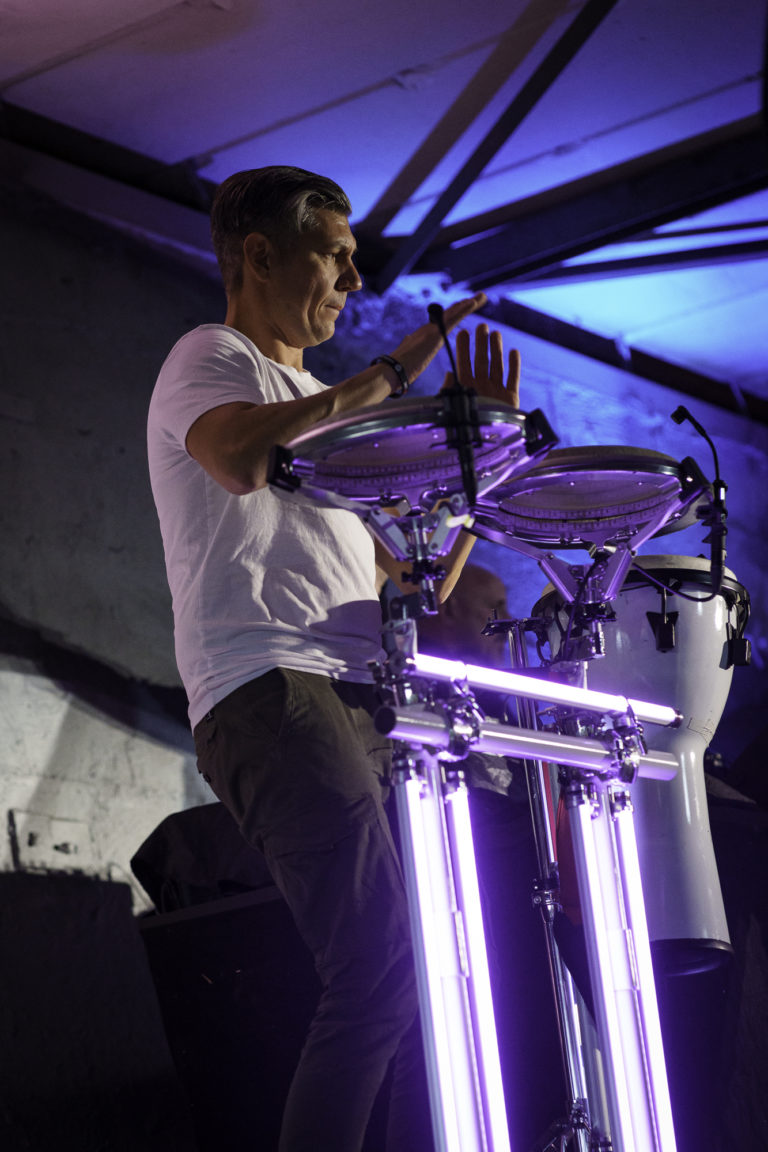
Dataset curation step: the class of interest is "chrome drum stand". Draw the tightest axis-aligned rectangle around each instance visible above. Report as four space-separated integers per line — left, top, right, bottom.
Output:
373 585 680 1152
270 407 695 1152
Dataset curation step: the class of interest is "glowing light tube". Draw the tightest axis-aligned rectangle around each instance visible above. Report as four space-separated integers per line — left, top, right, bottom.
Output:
567 787 678 1152
375 707 678 782
412 653 680 728
394 755 511 1152
444 785 511 1152
613 801 678 1151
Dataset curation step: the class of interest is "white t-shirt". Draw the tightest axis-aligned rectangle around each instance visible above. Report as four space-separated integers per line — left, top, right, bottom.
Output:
147 324 383 728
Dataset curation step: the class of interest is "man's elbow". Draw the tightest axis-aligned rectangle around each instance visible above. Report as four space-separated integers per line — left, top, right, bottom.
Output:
207 457 265 495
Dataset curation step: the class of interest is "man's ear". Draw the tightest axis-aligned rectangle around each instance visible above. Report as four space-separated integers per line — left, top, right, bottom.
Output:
242 232 272 281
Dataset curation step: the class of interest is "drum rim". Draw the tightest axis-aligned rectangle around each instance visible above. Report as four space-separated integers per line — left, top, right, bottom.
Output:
622 557 747 600
497 443 681 478
533 555 749 609
473 444 708 545
284 397 533 502
286 395 525 456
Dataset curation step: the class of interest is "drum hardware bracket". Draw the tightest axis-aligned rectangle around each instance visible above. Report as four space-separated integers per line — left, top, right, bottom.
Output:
268 458 474 616
269 459 460 614
726 635 751 667
560 707 646 786
368 497 473 613
559 626 608 664
268 443 301 491
374 666 486 763
488 537 638 613
605 719 644 785
646 609 678 652
530 1106 597 1152
523 407 559 459
531 871 561 917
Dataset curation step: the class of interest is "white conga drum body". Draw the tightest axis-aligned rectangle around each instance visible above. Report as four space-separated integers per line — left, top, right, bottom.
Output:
538 556 749 974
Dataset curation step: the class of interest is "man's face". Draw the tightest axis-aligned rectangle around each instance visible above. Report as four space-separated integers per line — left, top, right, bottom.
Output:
416 567 510 666
451 571 510 665
264 208 362 352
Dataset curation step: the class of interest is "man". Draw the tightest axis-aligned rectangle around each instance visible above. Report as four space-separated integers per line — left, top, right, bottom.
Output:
147 166 519 1152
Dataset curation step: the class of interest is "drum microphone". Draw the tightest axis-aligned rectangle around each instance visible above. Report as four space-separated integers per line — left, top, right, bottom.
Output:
428 303 461 387
428 302 480 505
671 405 727 596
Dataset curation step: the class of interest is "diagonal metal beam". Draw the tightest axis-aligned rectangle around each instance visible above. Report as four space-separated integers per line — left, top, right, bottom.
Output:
416 120 768 289
0 99 215 212
372 0 621 293
483 298 768 424
510 237 768 285
358 0 572 235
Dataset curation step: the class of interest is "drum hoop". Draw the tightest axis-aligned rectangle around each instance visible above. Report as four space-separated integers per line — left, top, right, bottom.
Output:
475 445 706 546
494 460 684 508
533 561 750 631
286 396 526 457
623 563 749 607
498 443 680 477
285 397 532 502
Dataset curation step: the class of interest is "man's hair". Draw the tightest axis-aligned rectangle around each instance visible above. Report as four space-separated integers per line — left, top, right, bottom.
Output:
210 166 352 293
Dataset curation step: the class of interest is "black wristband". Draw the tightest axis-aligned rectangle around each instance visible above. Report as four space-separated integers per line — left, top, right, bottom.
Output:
370 354 409 398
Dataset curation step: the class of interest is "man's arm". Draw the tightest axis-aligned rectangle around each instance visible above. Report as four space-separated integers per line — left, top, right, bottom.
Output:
373 321 522 600
374 532 476 603
186 294 493 494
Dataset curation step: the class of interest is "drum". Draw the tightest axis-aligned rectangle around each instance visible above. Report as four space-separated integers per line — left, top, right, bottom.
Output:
535 555 750 974
475 445 709 548
283 396 556 509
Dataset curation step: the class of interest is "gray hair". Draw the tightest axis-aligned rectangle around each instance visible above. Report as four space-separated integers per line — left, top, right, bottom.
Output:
210 166 352 293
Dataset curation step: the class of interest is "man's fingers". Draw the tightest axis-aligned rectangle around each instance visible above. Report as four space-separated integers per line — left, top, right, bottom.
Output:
432 314 521 404
442 292 487 331
509 348 521 406
489 329 504 384
455 328 472 387
474 323 489 381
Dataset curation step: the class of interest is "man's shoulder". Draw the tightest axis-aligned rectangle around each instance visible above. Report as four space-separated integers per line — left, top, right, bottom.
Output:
164 323 260 365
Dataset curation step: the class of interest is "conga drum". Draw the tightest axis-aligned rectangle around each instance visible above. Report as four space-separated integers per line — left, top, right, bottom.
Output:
536 555 750 974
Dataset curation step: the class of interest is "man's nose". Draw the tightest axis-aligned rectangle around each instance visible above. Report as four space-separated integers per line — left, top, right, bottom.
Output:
339 260 363 292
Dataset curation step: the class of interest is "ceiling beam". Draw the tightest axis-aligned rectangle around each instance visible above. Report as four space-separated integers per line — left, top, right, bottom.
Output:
511 237 768 285
358 0 573 235
0 100 215 213
370 0 621 293
483 298 768 424
416 119 768 288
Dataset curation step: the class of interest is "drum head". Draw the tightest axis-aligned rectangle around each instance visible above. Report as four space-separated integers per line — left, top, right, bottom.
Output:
475 445 708 547
285 396 537 507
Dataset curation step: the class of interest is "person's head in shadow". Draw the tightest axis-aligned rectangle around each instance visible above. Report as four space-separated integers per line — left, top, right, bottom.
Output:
416 562 509 666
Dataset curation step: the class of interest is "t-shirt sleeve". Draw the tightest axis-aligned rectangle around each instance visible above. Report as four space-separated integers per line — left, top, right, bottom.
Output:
152 328 269 449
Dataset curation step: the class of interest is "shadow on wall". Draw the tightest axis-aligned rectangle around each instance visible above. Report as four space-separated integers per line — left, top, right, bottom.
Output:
0 603 190 750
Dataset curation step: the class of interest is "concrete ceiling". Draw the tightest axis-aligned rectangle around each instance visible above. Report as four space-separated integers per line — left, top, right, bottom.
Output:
3 0 768 412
